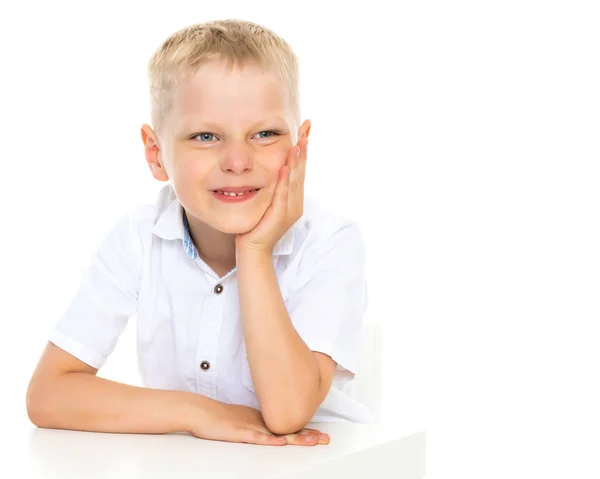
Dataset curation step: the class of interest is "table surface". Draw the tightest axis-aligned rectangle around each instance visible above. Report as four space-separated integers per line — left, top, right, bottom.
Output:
9 420 425 479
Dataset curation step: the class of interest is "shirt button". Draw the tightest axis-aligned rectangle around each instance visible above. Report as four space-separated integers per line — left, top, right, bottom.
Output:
214 284 223 294
200 361 210 371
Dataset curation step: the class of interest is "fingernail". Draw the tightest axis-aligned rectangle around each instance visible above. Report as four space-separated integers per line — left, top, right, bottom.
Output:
295 147 300 157
319 433 329 440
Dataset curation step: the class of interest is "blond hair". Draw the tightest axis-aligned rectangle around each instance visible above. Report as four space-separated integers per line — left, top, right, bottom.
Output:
147 19 300 136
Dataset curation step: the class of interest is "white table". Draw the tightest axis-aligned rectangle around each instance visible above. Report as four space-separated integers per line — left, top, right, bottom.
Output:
13 422 425 478
10 324 425 477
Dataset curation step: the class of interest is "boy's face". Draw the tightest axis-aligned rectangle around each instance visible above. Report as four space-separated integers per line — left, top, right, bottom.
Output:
142 59 310 235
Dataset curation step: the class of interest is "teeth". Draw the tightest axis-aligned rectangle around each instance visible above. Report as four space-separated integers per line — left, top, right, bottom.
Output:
216 189 255 197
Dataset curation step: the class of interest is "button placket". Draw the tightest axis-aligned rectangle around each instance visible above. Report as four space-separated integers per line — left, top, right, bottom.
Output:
195 280 227 397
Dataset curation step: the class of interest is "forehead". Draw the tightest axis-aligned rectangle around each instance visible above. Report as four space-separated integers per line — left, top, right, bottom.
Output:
172 60 291 130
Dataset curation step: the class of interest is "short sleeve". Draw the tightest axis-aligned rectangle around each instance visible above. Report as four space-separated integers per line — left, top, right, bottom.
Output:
48 209 143 369
286 221 369 380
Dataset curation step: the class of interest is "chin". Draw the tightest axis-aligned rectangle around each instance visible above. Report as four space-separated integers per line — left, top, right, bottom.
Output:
212 217 260 235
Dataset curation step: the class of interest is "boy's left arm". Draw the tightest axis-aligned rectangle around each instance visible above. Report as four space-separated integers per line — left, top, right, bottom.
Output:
236 249 337 435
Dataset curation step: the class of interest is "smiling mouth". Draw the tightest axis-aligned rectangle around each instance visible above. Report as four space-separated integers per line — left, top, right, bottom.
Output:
213 188 261 197
211 189 262 203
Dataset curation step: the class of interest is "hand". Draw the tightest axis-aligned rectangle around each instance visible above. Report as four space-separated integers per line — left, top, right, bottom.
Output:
189 398 330 447
235 135 308 254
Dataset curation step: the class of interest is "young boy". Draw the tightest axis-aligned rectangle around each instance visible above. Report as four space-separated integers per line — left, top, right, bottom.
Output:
26 19 374 447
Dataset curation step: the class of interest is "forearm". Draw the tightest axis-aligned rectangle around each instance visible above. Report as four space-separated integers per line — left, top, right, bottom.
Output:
237 250 321 432
27 372 208 435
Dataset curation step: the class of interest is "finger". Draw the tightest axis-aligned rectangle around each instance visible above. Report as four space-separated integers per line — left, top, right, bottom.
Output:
239 428 287 446
290 141 306 215
283 432 319 447
298 428 330 445
296 427 318 435
275 164 290 216
292 139 306 183
266 162 288 225
298 138 308 184
290 140 306 199
288 145 300 186
301 427 329 438
288 163 298 209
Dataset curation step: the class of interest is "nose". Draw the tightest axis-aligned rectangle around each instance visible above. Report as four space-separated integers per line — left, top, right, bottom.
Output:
220 145 254 174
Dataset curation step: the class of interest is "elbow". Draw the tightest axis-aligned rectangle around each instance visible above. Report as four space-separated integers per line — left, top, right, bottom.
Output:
26 381 53 428
263 405 314 436
261 383 324 435
27 405 47 428
265 416 311 436
26 394 45 427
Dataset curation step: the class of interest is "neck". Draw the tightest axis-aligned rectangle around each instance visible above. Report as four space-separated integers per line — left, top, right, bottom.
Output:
185 212 237 267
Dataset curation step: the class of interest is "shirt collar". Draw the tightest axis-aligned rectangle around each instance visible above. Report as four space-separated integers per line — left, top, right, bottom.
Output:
152 192 296 259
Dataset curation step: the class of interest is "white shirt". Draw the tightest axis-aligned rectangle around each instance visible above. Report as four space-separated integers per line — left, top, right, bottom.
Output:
49 183 375 423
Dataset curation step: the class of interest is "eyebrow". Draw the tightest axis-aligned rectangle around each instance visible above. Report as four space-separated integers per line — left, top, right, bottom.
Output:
181 116 288 131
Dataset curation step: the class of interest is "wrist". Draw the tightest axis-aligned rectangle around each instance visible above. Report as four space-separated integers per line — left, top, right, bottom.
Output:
236 247 273 266
176 390 217 434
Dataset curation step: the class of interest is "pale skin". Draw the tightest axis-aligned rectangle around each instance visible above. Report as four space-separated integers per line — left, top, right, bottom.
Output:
141 59 339 446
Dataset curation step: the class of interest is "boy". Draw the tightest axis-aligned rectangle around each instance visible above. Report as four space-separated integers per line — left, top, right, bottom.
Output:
26 19 373 447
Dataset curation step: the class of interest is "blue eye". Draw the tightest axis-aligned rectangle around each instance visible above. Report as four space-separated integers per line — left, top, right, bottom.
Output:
256 131 278 139
191 131 280 142
195 133 216 142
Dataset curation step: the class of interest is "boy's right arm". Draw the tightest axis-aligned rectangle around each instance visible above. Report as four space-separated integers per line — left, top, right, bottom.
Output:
26 341 198 435
25 342 326 446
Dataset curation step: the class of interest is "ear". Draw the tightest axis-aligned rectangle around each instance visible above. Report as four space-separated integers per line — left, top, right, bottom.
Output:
298 119 311 141
141 124 169 182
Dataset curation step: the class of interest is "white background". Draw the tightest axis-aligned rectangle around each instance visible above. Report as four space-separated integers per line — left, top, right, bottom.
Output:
1 1 599 477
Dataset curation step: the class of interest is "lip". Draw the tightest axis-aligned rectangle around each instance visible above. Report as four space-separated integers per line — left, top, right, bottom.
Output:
212 186 259 193
212 188 260 203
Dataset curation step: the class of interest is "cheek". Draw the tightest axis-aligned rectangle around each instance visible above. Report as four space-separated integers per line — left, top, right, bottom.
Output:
264 147 290 173
172 155 209 180
264 163 283 184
